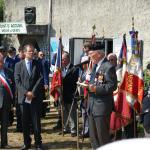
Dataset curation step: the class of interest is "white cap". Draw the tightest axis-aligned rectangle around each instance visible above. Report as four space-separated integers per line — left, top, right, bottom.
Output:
81 55 89 63
97 138 150 150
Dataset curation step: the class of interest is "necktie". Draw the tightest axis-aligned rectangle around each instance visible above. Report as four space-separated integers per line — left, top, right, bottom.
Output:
27 61 32 76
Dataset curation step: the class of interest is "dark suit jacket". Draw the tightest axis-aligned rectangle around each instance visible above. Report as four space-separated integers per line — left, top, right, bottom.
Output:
63 63 79 104
37 58 49 86
141 87 150 128
4 56 15 72
13 55 21 65
0 68 15 110
14 59 44 104
88 58 117 116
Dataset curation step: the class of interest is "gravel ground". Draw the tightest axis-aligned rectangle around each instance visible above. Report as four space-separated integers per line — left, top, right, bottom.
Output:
4 107 91 150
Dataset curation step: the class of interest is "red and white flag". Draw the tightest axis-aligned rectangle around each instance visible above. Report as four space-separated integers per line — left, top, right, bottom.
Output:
0 74 13 99
120 31 144 112
110 34 132 131
50 35 62 101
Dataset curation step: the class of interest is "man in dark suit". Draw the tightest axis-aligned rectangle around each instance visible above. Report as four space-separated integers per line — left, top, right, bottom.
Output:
8 46 20 64
14 46 25 132
38 51 49 88
38 51 49 117
87 44 117 149
0 45 15 126
14 44 43 150
0 53 15 148
62 51 79 137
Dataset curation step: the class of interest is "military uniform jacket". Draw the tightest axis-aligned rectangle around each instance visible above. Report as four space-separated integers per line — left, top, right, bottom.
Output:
88 58 117 116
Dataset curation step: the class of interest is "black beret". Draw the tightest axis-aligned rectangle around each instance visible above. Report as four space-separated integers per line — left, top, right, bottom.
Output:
0 45 7 51
147 63 150 70
89 42 105 51
8 46 16 52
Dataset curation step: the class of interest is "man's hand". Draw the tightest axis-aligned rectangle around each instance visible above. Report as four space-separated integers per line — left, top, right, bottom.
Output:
26 91 34 100
44 85 49 90
89 84 96 93
78 77 81 83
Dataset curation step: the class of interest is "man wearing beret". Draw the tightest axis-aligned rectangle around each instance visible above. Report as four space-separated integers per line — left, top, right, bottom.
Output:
87 43 117 149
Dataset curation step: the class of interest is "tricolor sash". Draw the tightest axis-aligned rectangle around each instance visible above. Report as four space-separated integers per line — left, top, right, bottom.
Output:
0 74 13 99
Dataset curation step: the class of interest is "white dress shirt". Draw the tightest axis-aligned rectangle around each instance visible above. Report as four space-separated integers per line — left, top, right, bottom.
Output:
25 59 32 75
62 63 70 78
96 57 105 72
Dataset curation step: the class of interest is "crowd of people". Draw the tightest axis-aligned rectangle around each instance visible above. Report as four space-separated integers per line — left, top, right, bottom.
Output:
0 44 49 150
0 41 150 150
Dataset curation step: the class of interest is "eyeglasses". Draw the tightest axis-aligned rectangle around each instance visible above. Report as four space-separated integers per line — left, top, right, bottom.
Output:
109 59 114 61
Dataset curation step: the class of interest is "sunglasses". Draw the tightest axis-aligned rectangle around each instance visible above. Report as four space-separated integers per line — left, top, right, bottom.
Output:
109 59 115 61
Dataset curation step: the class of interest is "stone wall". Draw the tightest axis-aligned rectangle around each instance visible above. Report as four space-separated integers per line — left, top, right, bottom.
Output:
4 0 150 66
3 0 49 50
4 0 49 23
52 0 150 67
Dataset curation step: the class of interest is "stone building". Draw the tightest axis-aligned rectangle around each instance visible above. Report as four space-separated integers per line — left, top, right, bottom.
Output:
3 0 150 66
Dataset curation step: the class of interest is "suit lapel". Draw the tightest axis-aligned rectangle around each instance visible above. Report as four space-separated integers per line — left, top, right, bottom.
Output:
96 57 107 73
4 57 8 68
3 68 9 81
30 60 36 79
65 64 73 76
3 68 12 86
90 58 107 83
23 60 30 77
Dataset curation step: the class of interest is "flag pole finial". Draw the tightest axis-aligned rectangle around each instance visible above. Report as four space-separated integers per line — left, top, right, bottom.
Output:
132 17 134 31
123 33 126 39
102 27 105 39
92 24 96 34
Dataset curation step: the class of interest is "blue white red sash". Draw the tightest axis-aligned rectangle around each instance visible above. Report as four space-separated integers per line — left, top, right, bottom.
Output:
0 74 13 99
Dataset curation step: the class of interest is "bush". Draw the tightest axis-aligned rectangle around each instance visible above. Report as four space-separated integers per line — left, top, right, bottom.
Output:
0 0 4 21
144 69 150 90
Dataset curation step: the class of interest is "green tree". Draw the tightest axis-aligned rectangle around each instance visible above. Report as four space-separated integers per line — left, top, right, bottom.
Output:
144 69 150 90
0 0 4 21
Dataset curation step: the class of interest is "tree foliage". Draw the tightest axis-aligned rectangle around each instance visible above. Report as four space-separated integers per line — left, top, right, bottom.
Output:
144 69 150 90
0 0 4 21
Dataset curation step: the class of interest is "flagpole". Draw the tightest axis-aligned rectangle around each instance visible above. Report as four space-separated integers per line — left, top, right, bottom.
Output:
92 24 96 34
59 29 64 136
47 0 52 66
132 17 137 138
102 27 107 56
132 17 135 31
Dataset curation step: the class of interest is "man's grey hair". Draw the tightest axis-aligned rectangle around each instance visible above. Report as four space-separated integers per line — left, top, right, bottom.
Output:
62 51 70 59
23 44 35 52
107 53 117 60
97 50 105 55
